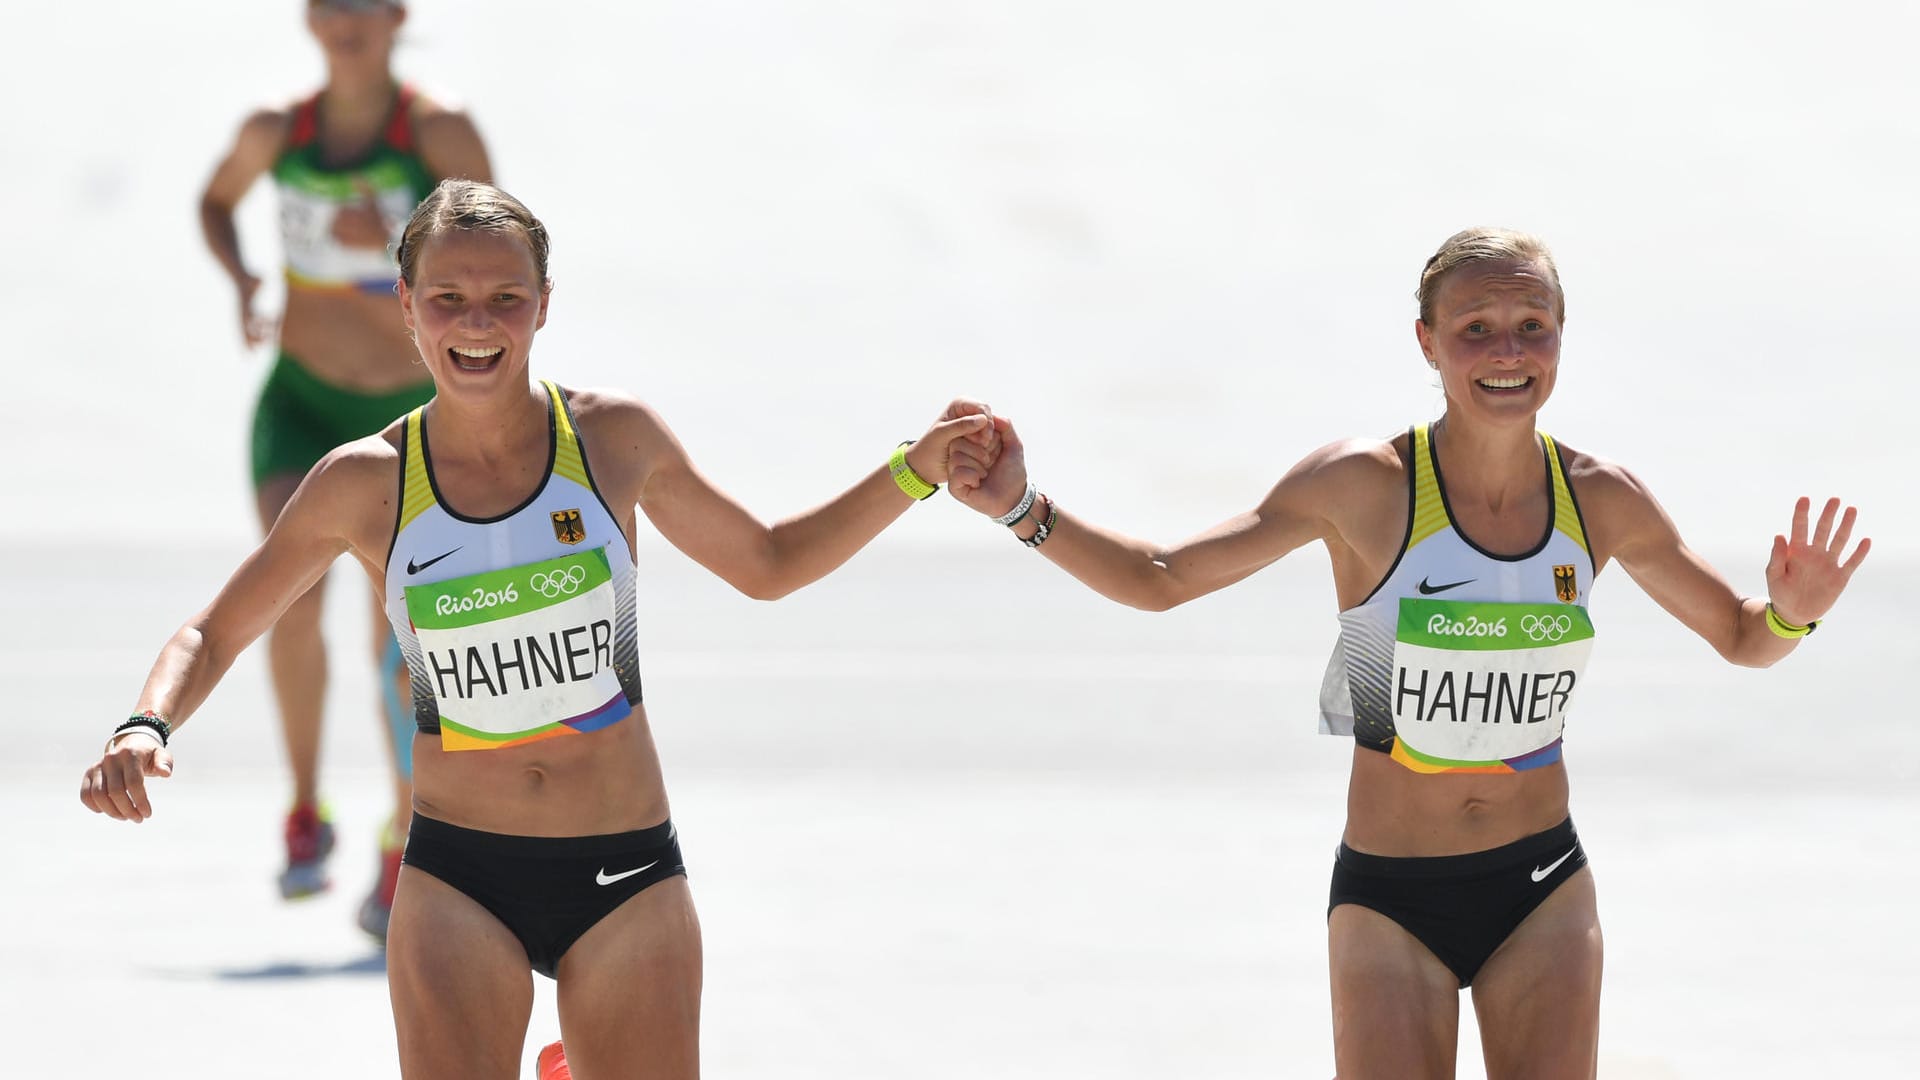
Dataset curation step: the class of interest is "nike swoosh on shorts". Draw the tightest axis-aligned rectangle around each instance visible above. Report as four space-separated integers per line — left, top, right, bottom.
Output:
596 860 660 886
1530 847 1577 883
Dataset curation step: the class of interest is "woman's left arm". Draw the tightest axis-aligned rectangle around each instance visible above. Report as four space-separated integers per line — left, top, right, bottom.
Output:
1595 462 1868 667
623 396 992 600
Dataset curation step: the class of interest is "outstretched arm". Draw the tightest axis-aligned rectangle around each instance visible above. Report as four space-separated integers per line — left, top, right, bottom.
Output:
947 415 1333 611
80 447 387 822
1597 462 1868 666
633 399 993 600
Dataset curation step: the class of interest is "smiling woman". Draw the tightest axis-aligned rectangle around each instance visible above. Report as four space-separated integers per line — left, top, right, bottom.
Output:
939 225 1870 1078
394 185 554 392
81 178 996 1080
1415 228 1567 421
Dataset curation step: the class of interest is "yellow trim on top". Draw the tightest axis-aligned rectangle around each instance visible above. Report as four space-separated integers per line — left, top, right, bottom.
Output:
1407 424 1450 549
398 407 435 532
1541 433 1588 553
544 381 593 491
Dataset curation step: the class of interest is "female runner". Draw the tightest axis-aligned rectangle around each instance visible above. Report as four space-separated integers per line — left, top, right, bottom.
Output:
88 179 993 1079
946 227 1867 1078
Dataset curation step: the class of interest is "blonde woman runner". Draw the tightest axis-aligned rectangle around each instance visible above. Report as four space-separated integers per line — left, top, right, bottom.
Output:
946 227 1867 1078
88 179 995 1079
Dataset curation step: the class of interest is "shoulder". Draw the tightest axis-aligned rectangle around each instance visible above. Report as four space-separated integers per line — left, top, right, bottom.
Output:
1551 440 1674 563
233 104 294 155
1278 432 1409 494
271 430 404 548
410 92 480 135
1255 432 1408 549
309 428 404 497
556 382 683 457
205 105 296 198
1553 440 1657 512
560 385 669 441
1234 431 1412 576
404 84 463 120
553 386 669 508
408 88 488 169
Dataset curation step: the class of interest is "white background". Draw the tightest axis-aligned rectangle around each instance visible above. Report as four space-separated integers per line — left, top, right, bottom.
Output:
1 2 1912 1077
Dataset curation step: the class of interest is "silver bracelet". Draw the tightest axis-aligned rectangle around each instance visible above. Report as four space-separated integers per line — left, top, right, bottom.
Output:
992 480 1038 527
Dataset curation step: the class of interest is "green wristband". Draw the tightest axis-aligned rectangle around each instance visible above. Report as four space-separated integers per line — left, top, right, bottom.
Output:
889 441 938 500
1764 602 1817 639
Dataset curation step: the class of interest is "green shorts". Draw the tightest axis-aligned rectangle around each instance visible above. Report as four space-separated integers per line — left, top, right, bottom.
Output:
251 352 435 488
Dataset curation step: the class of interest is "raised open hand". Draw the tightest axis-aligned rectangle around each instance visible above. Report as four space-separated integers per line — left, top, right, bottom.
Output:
1765 496 1869 626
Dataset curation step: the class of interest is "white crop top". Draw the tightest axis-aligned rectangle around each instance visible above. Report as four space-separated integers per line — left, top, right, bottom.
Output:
383 381 641 751
1318 423 1596 774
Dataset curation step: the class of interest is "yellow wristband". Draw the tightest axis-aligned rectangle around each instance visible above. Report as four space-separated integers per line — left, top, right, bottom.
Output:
1764 602 1817 639
889 441 938 501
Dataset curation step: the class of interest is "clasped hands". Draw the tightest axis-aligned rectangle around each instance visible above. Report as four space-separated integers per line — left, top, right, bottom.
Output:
913 400 1033 525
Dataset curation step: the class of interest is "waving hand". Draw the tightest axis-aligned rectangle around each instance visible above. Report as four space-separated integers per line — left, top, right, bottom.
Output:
1766 496 1869 626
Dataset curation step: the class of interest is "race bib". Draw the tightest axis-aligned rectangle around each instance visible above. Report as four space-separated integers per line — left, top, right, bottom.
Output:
278 173 416 286
1388 598 1593 772
403 547 631 751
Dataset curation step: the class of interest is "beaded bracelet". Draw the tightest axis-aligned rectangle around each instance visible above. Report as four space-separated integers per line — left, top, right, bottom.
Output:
1022 495 1058 549
889 441 938 501
107 710 171 751
1764 602 1818 639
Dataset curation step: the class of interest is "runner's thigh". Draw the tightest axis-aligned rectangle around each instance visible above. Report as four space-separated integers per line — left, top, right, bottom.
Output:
387 866 536 1080
554 875 703 1080
1330 904 1461 1080
1470 867 1602 1080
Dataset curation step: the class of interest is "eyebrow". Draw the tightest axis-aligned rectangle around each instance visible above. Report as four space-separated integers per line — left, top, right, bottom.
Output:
1449 295 1554 318
422 280 534 290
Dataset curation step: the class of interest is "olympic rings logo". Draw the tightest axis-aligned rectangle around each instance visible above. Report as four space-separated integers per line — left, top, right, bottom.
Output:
1521 613 1574 642
531 565 587 598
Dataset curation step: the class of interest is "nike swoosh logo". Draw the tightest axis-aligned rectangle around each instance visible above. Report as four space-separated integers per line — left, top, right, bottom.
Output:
1416 576 1475 595
406 547 462 575
596 860 660 886
1531 847 1577 883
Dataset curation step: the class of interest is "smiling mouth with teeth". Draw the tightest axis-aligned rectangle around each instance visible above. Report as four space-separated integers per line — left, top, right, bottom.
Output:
450 345 504 371
1476 376 1532 390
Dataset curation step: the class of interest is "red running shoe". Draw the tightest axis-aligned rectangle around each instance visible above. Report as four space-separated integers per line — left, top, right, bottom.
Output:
277 802 336 899
536 1041 572 1080
356 821 406 943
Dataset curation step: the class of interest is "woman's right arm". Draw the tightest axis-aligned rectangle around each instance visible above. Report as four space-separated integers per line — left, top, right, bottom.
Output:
948 416 1361 611
80 446 385 822
198 109 287 348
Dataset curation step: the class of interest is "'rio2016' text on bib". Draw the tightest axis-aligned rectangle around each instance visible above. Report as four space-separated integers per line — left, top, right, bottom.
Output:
1388 598 1594 773
403 548 631 751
